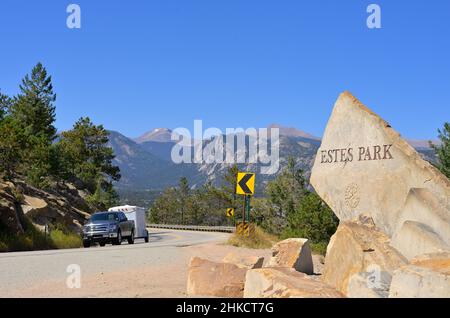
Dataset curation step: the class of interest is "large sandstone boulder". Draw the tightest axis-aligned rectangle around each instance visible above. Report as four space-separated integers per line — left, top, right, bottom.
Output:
389 252 450 298
267 238 314 274
244 267 345 298
322 220 407 297
187 257 247 298
390 188 449 260
310 92 450 244
222 253 264 269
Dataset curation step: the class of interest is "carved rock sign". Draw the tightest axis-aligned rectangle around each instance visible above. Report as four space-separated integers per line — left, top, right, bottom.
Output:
310 92 450 258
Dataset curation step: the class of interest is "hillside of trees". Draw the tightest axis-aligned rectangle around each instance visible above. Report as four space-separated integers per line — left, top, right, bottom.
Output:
0 63 121 210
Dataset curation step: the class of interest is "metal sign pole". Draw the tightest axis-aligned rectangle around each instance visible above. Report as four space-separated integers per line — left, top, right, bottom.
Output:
246 195 251 223
242 196 246 226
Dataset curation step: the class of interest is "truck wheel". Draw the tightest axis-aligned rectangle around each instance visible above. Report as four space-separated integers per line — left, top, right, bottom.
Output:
99 242 106 247
144 232 149 243
127 230 135 245
113 230 122 245
83 241 91 248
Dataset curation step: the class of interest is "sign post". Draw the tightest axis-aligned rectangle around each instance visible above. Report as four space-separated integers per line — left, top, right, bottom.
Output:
236 172 255 236
245 195 251 222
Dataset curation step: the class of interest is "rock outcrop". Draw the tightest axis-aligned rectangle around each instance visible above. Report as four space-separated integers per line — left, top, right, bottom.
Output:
309 92 450 252
0 179 92 235
0 182 24 234
389 252 450 298
222 253 264 269
244 267 345 298
187 257 248 298
267 238 314 274
321 220 407 296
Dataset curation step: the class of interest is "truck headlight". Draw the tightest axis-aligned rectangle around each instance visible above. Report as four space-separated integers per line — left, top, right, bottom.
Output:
109 224 117 231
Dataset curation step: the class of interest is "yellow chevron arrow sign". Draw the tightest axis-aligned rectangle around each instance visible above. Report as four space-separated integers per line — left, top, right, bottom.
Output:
226 208 234 217
236 172 255 195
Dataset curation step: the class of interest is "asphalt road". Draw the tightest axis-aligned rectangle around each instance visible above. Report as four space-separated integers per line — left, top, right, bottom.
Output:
0 228 229 297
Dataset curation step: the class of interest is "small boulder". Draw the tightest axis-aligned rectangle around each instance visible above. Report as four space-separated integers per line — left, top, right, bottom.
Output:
21 195 49 216
244 267 345 298
389 251 450 298
267 238 314 274
222 253 264 269
322 221 407 296
187 257 247 298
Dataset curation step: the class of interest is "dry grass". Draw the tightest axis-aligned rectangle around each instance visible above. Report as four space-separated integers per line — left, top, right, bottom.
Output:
0 221 82 252
227 225 279 249
49 229 82 249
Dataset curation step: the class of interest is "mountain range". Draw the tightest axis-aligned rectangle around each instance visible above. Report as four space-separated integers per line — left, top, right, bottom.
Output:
107 125 439 207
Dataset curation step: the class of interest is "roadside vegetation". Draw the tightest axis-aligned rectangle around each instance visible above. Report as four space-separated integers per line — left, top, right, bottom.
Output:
227 226 279 249
0 221 82 252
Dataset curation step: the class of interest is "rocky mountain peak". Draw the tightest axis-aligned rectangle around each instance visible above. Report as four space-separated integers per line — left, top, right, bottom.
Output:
134 128 173 143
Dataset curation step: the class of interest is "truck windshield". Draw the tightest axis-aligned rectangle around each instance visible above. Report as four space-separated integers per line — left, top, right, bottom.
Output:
90 213 118 221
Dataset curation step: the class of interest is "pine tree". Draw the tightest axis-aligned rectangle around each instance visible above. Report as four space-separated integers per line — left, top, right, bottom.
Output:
57 117 121 208
266 156 307 218
0 117 26 179
282 192 338 254
178 177 190 224
431 122 450 179
6 64 57 186
10 63 57 141
220 164 242 211
87 180 120 211
0 90 13 121
149 187 180 224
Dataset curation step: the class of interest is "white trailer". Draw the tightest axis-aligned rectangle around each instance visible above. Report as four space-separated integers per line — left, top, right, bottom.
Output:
108 205 149 243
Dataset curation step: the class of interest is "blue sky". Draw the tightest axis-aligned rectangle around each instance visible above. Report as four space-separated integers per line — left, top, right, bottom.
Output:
0 0 449 139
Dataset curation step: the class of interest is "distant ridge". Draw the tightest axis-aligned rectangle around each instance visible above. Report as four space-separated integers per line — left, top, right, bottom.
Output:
267 124 321 140
405 139 440 149
131 125 437 149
